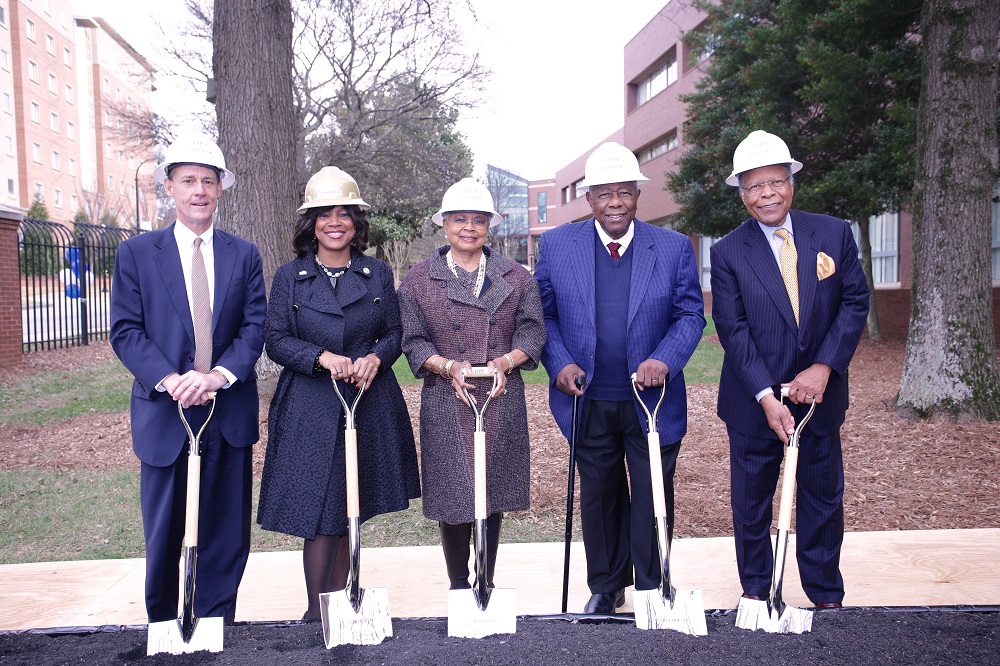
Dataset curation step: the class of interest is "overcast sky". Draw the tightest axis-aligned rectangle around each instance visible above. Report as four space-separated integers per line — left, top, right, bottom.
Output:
74 0 668 181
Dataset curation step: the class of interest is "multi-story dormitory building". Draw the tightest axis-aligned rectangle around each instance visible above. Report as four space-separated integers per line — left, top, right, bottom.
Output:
526 1 1000 340
2 0 156 228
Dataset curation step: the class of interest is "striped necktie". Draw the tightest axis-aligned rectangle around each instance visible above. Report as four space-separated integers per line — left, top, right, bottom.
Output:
774 228 799 326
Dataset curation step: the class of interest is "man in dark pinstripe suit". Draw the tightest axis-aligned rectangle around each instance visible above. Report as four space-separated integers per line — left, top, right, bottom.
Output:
536 143 705 614
710 131 869 608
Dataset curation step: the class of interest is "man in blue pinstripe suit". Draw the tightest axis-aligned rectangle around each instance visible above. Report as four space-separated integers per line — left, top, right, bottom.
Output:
710 131 869 608
535 143 705 614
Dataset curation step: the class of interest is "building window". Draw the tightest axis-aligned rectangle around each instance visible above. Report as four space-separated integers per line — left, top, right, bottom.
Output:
104 110 111 127
103 77 109 93
64 47 72 67
6 179 14 197
0 6 6 26
118 148 124 163
28 60 38 81
638 131 679 164
67 121 75 140
26 19 36 41
537 192 547 224
105 142 112 158
32 143 41 162
0 48 8 70
561 186 570 205
851 212 899 284
30 102 40 122
119 179 125 195
71 194 78 211
65 84 73 103
35 182 43 199
636 53 678 107
2 92 10 113
68 158 76 176
700 236 718 290
107 175 113 190
4 135 12 154
51 150 60 170
572 178 586 199
54 189 62 208
50 111 58 131
46 34 55 55
115 88 121 102
48 73 57 94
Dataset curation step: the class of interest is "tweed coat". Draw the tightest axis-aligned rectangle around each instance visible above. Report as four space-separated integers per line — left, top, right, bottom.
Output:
398 246 546 522
257 251 420 539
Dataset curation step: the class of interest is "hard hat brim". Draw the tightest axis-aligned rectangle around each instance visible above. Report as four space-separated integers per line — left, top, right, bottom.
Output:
154 162 236 190
432 209 504 228
726 159 803 187
578 173 650 188
296 197 371 214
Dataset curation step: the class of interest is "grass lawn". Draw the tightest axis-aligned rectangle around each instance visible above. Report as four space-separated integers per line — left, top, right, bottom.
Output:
0 318 721 564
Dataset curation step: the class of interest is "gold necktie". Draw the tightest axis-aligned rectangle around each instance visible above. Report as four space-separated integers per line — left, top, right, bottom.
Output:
191 237 213 372
774 228 799 325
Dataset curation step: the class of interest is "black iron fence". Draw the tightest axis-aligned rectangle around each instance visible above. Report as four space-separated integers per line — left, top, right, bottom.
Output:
19 218 134 351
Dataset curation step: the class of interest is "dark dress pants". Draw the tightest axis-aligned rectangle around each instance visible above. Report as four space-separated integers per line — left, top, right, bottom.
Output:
140 414 254 623
728 426 845 604
576 399 680 593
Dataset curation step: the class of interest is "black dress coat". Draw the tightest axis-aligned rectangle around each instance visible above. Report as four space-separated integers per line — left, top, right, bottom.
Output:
257 251 420 538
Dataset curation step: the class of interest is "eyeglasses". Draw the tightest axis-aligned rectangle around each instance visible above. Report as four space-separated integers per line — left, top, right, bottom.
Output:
741 177 791 196
446 215 490 228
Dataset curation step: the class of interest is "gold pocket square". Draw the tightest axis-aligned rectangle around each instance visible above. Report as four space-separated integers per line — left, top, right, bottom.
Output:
817 252 836 280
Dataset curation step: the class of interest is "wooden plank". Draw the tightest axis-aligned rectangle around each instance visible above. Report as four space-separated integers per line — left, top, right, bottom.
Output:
0 529 996 632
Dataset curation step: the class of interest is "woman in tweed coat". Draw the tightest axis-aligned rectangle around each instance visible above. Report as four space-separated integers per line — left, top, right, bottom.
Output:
398 178 545 590
259 167 419 621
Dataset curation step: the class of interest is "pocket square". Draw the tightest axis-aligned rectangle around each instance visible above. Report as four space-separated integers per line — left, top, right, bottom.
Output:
817 252 836 280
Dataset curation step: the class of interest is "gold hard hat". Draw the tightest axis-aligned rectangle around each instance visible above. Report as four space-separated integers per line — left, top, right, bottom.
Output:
297 166 370 213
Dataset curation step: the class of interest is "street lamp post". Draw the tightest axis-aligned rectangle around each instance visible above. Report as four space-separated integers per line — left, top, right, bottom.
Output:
134 160 147 234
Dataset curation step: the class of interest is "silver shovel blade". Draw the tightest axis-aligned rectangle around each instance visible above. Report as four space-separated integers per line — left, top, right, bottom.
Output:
447 587 516 639
320 587 393 647
634 588 708 635
146 616 224 655
734 597 813 634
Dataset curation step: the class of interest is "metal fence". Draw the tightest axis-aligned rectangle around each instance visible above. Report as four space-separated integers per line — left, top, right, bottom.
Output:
19 218 134 351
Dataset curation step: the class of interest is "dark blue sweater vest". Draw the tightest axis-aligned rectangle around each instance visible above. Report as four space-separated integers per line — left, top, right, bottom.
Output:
588 233 632 401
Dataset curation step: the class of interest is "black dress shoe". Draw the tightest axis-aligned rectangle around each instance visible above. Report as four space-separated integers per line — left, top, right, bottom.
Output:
583 589 626 614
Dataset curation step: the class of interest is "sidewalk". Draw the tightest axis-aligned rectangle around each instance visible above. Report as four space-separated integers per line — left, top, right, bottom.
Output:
3 529 998 631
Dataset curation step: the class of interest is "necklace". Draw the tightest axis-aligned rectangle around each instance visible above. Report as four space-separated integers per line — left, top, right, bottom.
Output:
315 254 351 289
446 249 486 298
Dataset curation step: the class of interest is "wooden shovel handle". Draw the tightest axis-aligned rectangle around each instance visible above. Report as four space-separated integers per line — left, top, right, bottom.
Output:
346 427 360 518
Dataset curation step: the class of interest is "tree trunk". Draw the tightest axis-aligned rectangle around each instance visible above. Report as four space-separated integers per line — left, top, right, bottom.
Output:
213 0 298 379
897 0 1000 420
856 212 883 341
212 0 297 290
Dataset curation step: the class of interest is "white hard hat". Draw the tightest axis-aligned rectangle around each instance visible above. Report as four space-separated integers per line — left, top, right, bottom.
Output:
153 134 236 190
726 130 803 187
432 178 503 228
578 142 649 188
297 166 370 213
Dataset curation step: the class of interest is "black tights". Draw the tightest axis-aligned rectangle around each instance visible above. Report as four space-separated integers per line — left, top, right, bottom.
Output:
301 533 349 622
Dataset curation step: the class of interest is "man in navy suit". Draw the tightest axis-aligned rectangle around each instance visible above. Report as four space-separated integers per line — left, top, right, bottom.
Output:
110 134 266 623
535 142 705 614
710 130 869 608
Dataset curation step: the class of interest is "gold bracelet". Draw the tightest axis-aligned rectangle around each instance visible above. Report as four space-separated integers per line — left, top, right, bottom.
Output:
443 359 455 379
503 353 515 375
437 356 447 377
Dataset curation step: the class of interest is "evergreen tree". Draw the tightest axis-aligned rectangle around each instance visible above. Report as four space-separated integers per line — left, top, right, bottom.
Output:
26 195 50 221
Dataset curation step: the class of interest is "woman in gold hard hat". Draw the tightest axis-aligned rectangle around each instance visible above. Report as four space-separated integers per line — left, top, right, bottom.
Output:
397 177 546 591
257 166 420 622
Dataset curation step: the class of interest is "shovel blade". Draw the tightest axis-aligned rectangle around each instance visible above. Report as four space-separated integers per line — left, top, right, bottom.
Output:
734 597 813 634
146 616 224 655
633 588 708 636
447 587 516 638
320 587 393 647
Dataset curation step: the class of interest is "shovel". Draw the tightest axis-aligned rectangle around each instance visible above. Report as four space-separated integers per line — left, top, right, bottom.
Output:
147 393 225 655
320 378 393 647
561 374 586 614
447 365 517 639
630 374 708 636
735 387 816 634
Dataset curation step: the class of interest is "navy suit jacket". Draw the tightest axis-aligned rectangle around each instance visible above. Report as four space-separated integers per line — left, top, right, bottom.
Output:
110 223 267 467
535 219 705 444
710 210 869 438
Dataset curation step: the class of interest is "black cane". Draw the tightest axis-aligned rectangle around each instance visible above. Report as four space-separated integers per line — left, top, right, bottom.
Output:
561 374 586 613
